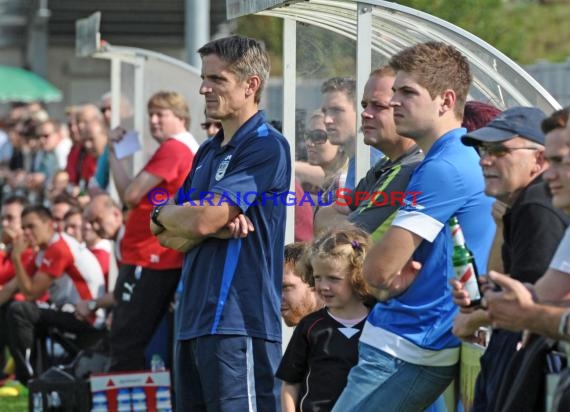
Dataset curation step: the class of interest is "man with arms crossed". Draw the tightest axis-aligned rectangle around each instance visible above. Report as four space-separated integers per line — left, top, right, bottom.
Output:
333 42 495 411
151 36 291 411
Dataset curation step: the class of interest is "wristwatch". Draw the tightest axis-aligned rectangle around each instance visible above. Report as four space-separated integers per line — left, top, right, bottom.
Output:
87 300 98 312
151 205 166 229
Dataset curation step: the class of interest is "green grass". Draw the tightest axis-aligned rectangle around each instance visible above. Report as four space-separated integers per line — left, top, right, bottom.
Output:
0 380 29 412
0 396 28 412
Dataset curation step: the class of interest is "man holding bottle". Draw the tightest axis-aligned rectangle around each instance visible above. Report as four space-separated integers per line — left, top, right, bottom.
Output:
452 106 569 411
332 42 495 411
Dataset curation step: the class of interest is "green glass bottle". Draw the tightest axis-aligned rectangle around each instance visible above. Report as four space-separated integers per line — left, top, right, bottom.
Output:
449 216 481 306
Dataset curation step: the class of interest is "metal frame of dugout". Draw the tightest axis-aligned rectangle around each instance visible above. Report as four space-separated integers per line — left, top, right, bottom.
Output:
229 0 561 243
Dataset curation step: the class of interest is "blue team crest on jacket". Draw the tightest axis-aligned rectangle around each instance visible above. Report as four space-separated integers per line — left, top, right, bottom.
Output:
215 155 232 181
401 198 425 211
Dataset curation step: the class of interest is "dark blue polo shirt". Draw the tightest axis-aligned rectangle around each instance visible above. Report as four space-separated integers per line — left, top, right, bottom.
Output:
176 111 291 342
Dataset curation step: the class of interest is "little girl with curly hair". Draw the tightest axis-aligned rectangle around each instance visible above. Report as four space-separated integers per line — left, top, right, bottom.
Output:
276 227 375 412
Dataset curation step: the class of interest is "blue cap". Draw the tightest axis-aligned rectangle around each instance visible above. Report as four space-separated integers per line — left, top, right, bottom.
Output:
462 106 546 147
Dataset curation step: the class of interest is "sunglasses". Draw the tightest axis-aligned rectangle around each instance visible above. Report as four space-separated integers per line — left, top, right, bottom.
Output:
304 130 328 145
201 121 222 130
477 144 539 158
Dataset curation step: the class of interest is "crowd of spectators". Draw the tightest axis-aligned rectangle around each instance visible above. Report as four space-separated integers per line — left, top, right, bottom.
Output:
1 35 570 412
0 90 201 387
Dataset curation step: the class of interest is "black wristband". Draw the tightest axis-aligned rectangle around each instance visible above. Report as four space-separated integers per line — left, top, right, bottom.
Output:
151 205 166 229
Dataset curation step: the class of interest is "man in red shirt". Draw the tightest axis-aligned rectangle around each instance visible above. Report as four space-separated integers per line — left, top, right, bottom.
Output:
4 205 105 384
0 195 34 382
106 91 198 371
65 104 103 191
0 196 34 287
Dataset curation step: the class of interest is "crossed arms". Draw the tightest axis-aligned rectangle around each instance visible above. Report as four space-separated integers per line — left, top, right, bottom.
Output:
150 196 253 252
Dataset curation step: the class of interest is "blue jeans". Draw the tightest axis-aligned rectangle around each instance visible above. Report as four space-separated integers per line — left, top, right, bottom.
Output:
332 342 458 412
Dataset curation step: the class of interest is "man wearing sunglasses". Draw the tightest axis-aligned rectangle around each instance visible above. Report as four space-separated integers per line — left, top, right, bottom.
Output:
28 119 72 190
453 106 569 411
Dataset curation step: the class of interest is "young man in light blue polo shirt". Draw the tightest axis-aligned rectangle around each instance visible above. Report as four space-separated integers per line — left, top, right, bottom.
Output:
332 42 495 412
151 35 291 412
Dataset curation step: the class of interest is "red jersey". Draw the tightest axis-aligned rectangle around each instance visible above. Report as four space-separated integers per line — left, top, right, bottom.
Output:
0 247 46 302
89 239 112 290
0 247 35 285
35 232 105 307
65 144 97 185
120 132 197 269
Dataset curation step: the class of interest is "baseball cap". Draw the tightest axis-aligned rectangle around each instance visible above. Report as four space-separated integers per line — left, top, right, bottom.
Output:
462 106 546 147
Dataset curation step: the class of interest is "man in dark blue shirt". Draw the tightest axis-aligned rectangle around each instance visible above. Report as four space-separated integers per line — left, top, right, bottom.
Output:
151 35 291 412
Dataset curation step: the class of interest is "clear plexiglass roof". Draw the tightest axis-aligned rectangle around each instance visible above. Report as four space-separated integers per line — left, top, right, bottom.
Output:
245 0 560 112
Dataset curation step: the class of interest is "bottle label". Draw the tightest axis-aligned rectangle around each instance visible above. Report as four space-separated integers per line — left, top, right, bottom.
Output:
451 225 466 247
454 263 481 301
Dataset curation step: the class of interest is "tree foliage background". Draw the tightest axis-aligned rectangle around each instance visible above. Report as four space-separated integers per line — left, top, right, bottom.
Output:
233 0 570 76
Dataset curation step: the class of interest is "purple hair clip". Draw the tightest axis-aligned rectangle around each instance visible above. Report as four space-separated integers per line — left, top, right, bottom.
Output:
351 240 361 250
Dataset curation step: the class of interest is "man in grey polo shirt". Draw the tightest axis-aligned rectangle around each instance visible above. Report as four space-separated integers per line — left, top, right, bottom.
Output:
314 65 422 239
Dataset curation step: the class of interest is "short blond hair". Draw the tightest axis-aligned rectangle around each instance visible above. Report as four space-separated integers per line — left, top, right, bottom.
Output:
147 91 191 129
